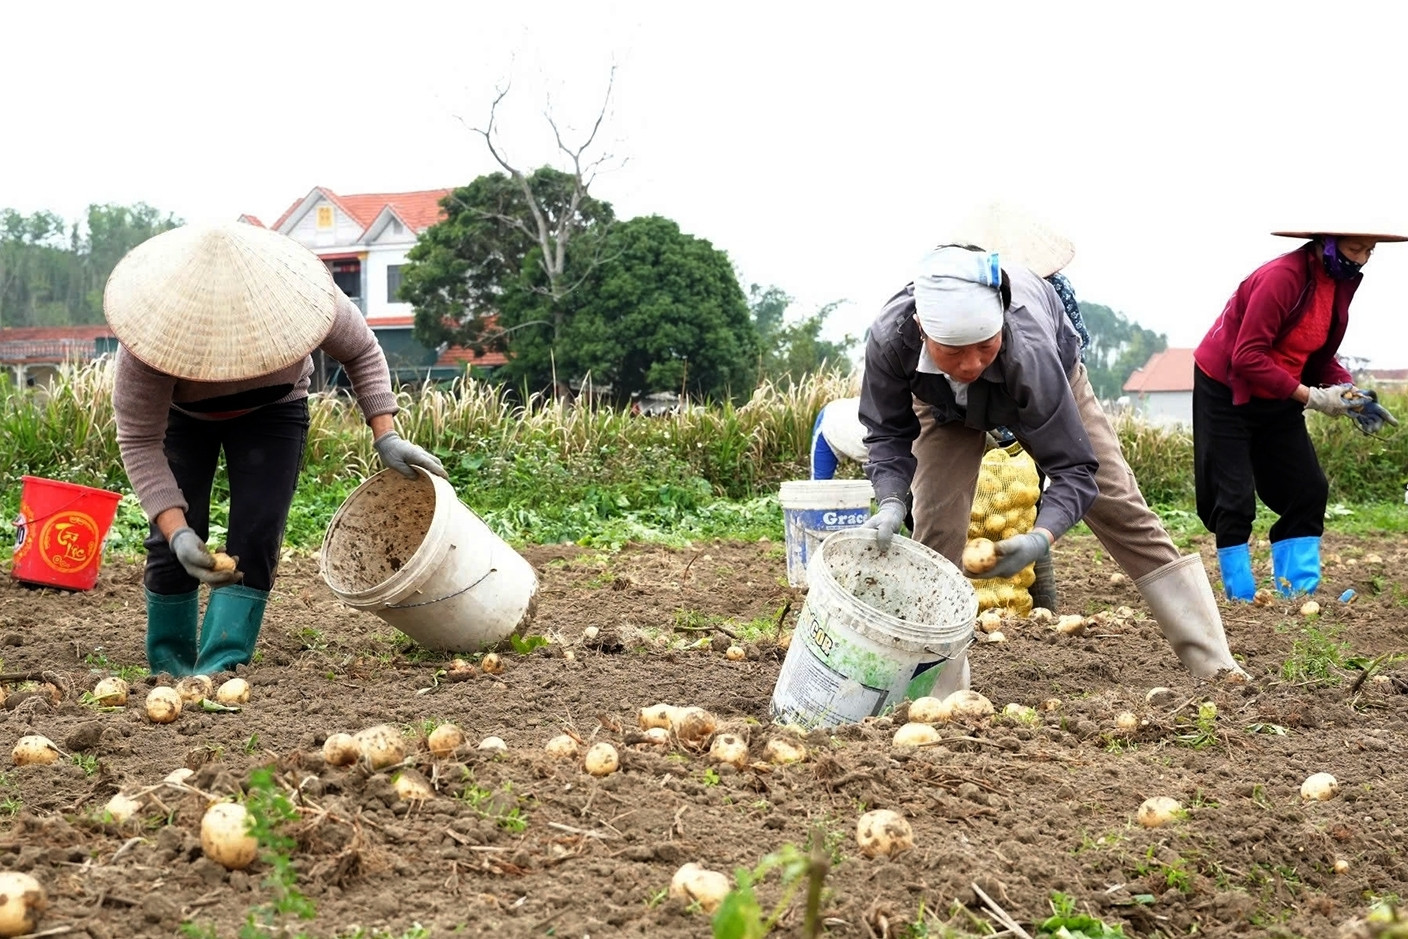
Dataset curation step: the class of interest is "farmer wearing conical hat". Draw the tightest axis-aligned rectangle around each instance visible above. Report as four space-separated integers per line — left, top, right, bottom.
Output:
858 242 1246 693
105 222 447 677
1194 226 1403 603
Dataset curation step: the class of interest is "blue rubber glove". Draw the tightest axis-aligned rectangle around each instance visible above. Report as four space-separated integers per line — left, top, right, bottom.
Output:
862 498 907 553
169 527 243 586
1344 388 1398 435
374 432 448 479
985 530 1053 580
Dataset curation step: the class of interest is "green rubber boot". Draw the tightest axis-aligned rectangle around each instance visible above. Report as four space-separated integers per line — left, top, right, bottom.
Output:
146 589 199 677
195 585 269 674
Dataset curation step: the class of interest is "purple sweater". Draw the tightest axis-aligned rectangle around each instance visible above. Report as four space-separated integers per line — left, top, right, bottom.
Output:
114 292 399 521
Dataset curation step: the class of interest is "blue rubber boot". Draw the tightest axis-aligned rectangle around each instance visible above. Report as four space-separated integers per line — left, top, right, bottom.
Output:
146 589 199 676
1271 537 1321 597
1214 544 1256 603
195 585 269 674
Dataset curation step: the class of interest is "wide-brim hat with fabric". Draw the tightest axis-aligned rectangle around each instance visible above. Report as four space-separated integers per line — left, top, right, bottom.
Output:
103 221 338 382
945 200 1075 277
1272 223 1408 242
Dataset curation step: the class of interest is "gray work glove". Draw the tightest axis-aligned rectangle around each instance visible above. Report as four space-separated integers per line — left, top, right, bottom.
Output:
985 531 1053 580
1303 383 1355 418
169 527 243 586
374 432 448 479
862 498 907 553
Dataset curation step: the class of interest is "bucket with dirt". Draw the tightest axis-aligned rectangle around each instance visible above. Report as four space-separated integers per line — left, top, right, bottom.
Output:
319 468 538 652
778 479 875 588
11 476 124 591
770 529 977 729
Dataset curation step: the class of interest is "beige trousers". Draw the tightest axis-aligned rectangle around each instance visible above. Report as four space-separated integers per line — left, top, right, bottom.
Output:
910 363 1178 580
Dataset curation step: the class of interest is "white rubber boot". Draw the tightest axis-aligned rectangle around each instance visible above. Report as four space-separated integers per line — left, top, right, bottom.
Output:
1135 555 1248 680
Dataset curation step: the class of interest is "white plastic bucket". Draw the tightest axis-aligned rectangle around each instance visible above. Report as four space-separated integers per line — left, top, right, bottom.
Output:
779 479 875 587
319 468 539 652
770 529 978 729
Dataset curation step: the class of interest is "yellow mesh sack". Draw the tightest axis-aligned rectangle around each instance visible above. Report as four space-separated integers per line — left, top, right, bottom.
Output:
967 446 1041 614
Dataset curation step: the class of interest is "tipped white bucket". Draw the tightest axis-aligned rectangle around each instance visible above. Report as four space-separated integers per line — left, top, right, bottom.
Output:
319 468 538 652
779 479 875 587
770 529 977 729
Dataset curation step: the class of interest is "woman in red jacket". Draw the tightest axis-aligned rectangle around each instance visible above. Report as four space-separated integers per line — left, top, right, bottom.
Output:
1193 227 1401 602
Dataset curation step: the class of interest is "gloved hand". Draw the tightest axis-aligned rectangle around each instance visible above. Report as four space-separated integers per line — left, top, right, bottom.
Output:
985 530 1053 580
1303 383 1355 417
169 527 243 586
862 498 907 553
374 432 448 479
1344 388 1399 435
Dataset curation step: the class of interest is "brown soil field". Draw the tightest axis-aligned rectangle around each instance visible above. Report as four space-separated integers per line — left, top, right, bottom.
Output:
1 531 1405 939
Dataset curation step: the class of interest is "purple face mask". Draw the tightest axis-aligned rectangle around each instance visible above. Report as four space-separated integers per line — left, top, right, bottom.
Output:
1321 236 1364 281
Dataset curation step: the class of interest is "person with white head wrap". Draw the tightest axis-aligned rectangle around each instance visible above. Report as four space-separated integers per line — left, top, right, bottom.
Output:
857 244 1245 694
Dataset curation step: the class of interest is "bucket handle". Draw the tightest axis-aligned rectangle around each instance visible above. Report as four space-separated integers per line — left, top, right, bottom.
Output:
384 567 497 610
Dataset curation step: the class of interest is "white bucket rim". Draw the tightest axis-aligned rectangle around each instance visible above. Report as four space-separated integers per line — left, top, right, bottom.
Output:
811 529 977 653
319 467 453 607
779 478 875 508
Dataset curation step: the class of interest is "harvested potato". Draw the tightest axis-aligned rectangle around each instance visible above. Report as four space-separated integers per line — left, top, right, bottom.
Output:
211 552 238 572
11 735 61 767
544 734 580 760
708 733 749 769
584 742 620 776
1301 772 1339 801
201 802 257 870
762 737 807 765
175 675 214 705
145 687 182 723
214 678 250 705
963 538 998 575
856 808 915 858
907 696 950 725
92 676 130 706
669 863 730 912
427 723 466 759
0 871 46 937
322 733 360 767
942 689 994 720
1137 796 1184 828
355 724 406 770
892 722 941 747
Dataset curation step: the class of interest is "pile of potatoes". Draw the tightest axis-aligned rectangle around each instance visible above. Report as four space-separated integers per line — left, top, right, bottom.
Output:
967 447 1041 614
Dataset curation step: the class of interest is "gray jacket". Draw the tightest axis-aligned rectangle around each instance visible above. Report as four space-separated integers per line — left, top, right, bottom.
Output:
857 265 1097 539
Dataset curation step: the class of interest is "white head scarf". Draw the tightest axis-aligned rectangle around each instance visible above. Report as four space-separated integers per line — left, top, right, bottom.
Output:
912 246 1005 346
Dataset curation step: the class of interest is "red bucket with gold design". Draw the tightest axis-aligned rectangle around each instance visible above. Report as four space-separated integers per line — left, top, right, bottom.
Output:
12 476 124 591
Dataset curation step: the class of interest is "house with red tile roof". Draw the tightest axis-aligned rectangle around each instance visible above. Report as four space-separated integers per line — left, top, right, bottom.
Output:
1121 347 1194 427
0 325 115 388
249 186 504 382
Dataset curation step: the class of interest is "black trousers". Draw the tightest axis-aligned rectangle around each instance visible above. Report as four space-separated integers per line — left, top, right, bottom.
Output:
144 400 309 594
1192 366 1326 548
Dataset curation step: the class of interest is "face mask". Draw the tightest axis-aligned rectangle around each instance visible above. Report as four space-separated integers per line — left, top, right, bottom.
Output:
1321 236 1364 281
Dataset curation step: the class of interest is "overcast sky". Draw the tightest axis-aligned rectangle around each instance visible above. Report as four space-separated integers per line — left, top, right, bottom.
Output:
8 1 1408 367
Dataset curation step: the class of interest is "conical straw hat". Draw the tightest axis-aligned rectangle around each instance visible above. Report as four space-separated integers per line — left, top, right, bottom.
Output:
1271 227 1408 242
945 201 1075 277
103 222 338 382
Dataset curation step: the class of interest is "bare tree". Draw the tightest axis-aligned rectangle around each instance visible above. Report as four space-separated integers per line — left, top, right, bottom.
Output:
462 65 621 344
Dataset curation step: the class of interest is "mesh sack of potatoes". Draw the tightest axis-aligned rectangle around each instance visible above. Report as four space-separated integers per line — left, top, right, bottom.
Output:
967 447 1042 614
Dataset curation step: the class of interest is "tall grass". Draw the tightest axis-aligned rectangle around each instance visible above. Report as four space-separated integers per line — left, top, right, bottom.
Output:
3 362 1406 553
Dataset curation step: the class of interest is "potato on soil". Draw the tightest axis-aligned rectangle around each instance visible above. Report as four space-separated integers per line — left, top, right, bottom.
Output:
104 792 144 824
427 723 466 759
942 689 994 720
175 675 214 705
92 676 129 706
214 678 250 705
708 733 749 768
145 687 182 723
584 742 620 776
544 734 580 760
669 863 730 912
355 724 406 770
322 733 360 767
672 707 718 746
393 769 434 801
1301 772 1338 801
1137 796 1183 828
478 736 508 753
12 735 61 767
892 722 940 747
856 808 915 858
201 802 258 870
762 736 807 765
907 696 950 725
0 871 47 938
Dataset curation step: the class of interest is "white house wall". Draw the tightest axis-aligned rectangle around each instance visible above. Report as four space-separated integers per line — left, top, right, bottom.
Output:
1138 391 1192 428
363 246 415 321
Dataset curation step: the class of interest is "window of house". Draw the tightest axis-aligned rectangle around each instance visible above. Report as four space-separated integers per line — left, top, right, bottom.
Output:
387 265 405 303
316 206 334 229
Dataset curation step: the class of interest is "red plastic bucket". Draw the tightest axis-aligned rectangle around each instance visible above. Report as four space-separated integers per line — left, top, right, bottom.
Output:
11 476 124 591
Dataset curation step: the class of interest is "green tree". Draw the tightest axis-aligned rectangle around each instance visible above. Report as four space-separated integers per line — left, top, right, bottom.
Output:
401 168 614 353
1079 301 1168 400
748 284 855 385
0 203 179 328
496 215 759 402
